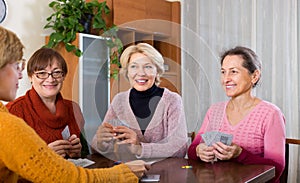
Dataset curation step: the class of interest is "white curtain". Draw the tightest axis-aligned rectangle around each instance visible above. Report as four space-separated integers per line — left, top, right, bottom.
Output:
181 0 299 182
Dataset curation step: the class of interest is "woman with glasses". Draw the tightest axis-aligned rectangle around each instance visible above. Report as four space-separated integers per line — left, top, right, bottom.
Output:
7 47 89 158
0 26 145 182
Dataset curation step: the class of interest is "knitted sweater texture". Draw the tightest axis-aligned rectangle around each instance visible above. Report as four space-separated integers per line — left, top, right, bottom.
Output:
6 88 82 144
92 88 188 159
188 100 285 183
0 102 138 182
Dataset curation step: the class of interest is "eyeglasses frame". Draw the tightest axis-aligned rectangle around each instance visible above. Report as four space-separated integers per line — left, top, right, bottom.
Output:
34 70 64 79
17 59 26 72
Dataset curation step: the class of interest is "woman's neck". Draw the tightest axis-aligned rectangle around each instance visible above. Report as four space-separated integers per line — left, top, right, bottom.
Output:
40 95 57 114
229 95 257 111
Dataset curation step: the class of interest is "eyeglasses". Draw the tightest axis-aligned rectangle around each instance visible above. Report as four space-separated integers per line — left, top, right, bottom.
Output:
16 59 26 72
34 70 64 79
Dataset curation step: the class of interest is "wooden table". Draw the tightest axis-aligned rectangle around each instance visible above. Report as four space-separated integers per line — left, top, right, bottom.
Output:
86 154 275 183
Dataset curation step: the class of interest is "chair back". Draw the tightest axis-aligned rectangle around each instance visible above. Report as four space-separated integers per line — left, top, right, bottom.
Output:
280 138 300 183
188 132 195 142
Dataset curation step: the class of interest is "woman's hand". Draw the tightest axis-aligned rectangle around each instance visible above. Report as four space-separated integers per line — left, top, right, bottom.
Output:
125 160 147 178
96 122 114 151
114 126 139 144
67 134 82 158
196 143 215 162
113 126 142 156
212 142 242 160
48 140 72 158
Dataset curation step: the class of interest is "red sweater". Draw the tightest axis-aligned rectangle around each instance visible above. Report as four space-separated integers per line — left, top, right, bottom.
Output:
6 88 84 144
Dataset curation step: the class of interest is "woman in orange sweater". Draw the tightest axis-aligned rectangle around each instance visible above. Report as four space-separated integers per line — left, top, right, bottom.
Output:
0 26 145 182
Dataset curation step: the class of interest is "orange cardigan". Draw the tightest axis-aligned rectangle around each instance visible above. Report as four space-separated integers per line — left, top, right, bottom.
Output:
0 102 138 182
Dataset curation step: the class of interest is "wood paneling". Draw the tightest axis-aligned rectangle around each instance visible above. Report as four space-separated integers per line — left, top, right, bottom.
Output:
110 0 182 98
45 35 80 103
114 0 147 25
47 0 182 101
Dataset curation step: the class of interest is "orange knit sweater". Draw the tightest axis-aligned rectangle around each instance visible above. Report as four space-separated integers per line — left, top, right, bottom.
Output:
0 102 138 182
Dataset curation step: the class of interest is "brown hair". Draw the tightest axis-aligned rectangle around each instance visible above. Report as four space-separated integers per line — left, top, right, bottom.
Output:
0 26 24 69
27 47 68 77
220 46 262 87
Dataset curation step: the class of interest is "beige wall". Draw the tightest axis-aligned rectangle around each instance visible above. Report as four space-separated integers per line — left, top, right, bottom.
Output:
1 0 52 97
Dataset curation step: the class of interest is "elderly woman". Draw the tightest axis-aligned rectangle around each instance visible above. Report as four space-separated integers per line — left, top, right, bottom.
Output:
188 46 285 183
0 26 145 182
92 43 188 159
7 47 89 158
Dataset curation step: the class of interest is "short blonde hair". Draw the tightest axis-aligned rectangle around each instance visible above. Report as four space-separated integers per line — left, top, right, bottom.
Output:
0 26 24 69
120 43 165 85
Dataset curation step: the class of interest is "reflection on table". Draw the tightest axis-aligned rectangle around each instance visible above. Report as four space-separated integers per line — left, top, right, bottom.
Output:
86 153 275 183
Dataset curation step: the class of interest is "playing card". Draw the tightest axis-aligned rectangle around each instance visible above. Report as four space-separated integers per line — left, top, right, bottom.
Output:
207 131 218 145
218 132 233 146
61 125 70 140
68 158 95 167
201 133 208 145
201 131 233 146
108 119 129 128
202 131 218 146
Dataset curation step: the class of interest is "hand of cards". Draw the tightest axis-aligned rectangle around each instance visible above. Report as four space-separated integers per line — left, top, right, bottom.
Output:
201 131 233 146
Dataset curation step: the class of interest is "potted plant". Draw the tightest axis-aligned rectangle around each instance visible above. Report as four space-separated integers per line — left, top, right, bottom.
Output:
44 0 123 78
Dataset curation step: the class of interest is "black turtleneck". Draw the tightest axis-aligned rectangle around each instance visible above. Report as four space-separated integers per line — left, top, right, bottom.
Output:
129 85 164 134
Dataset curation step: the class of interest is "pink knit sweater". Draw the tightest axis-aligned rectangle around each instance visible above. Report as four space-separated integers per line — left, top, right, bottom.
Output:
188 100 285 183
92 88 188 159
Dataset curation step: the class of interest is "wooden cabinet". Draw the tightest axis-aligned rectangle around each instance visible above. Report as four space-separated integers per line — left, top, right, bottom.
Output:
108 0 182 99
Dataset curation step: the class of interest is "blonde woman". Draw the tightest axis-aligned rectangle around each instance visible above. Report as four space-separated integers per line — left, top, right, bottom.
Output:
92 43 188 159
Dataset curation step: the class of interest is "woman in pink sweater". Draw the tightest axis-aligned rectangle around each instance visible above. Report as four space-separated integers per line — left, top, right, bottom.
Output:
188 46 285 183
92 43 188 159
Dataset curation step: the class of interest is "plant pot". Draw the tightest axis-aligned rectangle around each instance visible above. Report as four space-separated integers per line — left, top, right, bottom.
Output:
80 13 94 33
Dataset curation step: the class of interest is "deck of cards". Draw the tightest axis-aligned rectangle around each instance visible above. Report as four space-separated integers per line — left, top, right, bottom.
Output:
201 131 233 146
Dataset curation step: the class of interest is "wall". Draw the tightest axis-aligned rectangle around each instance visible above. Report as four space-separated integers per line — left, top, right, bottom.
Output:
1 0 52 97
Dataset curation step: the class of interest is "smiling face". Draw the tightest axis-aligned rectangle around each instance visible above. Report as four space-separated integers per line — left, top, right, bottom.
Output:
127 52 158 91
221 55 258 98
0 62 23 101
30 59 65 101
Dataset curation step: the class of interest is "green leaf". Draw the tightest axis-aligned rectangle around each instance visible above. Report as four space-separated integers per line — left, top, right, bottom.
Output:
65 43 76 52
75 49 83 57
43 0 120 69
